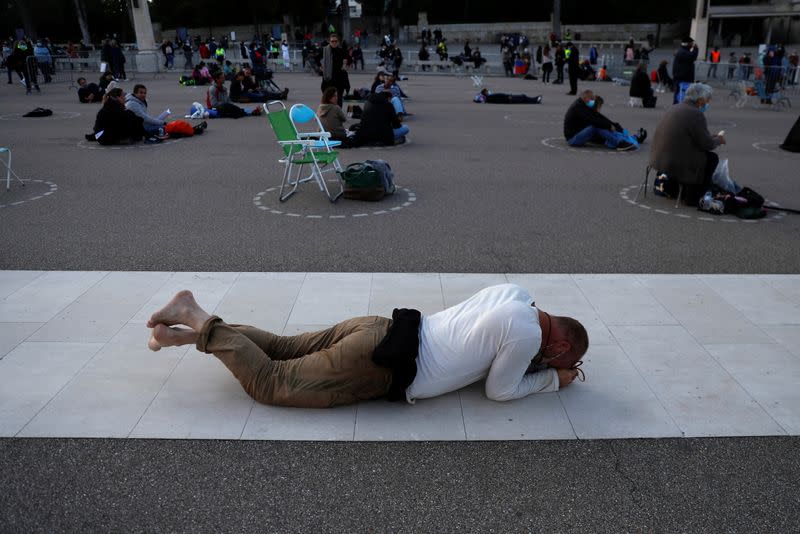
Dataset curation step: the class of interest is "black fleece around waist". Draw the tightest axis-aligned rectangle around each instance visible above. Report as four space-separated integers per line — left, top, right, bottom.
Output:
371 308 421 402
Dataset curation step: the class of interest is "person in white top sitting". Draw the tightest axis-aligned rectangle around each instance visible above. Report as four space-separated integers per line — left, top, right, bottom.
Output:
145 284 589 408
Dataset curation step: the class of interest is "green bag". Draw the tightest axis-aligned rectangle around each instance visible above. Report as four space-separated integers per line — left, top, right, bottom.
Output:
339 162 385 201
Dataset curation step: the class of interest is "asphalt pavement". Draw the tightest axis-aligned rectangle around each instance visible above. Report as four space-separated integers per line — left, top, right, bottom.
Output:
1 437 799 533
0 71 798 273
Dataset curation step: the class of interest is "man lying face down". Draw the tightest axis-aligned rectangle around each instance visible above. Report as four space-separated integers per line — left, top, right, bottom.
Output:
147 284 589 408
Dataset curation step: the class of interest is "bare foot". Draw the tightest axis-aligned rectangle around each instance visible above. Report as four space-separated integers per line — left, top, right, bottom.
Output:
148 324 199 351
147 290 201 329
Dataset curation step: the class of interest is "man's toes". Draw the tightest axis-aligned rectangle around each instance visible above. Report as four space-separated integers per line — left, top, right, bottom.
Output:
148 333 162 352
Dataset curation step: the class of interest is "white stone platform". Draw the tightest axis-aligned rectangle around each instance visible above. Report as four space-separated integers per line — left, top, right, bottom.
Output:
0 271 798 440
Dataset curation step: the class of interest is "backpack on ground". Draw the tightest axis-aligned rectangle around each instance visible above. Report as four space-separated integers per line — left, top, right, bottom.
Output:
339 161 395 201
727 186 766 219
23 107 53 117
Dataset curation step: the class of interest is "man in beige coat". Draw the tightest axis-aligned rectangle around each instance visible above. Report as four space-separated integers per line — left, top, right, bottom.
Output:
649 83 726 202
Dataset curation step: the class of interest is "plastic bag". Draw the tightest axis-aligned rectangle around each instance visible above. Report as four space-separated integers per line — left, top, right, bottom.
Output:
710 158 741 194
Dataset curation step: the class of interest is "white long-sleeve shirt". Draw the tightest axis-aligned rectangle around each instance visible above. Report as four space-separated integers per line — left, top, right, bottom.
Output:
406 284 559 403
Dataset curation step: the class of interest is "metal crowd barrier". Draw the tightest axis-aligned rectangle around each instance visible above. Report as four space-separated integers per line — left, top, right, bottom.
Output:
692 60 799 95
25 55 76 88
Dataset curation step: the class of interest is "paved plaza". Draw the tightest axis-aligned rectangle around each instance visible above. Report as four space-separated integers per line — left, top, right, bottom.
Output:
1 71 799 531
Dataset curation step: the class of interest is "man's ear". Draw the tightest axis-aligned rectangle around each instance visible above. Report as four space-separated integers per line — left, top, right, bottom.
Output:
554 339 572 355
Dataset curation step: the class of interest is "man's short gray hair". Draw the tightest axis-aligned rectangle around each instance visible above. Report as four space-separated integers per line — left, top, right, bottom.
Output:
684 83 713 103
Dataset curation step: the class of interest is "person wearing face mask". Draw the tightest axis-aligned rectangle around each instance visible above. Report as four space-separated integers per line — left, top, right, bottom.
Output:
563 89 641 150
649 83 727 204
145 284 589 408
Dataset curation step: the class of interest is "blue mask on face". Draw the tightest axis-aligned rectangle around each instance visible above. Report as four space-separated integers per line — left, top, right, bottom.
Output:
586 99 595 108
700 103 710 113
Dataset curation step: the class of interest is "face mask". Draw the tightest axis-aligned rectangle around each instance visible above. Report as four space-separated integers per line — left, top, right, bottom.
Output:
586 99 595 108
700 103 710 113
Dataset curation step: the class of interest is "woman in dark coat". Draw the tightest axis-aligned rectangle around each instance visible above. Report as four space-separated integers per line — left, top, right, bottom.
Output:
629 64 654 100
93 88 147 145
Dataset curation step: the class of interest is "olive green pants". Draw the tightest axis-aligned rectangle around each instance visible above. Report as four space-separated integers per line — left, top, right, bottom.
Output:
196 315 393 408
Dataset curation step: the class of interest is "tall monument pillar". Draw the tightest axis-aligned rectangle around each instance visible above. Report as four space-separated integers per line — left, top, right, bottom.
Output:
690 0 710 59
130 0 158 72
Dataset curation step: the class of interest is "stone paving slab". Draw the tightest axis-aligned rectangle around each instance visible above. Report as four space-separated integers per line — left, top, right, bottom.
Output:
0 270 798 440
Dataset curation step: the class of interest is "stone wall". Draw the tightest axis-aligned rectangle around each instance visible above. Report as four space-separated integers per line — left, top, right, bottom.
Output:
401 21 686 45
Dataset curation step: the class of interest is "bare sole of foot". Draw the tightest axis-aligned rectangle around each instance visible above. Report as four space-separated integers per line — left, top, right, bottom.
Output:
147 290 198 328
148 324 198 351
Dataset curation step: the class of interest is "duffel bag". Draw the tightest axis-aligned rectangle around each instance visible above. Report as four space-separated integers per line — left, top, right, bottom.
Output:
340 162 385 201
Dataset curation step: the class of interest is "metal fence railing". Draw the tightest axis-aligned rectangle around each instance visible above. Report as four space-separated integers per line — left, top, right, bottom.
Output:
22 52 163 89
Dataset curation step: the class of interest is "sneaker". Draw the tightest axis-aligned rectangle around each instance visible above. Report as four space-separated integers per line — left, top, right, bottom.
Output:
84 133 96 142
636 128 648 144
616 141 636 151
199 120 208 130
281 88 289 100
534 95 543 104
653 174 669 197
144 136 162 144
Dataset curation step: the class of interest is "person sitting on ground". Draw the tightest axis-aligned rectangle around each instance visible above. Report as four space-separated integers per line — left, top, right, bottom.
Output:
222 60 234 80
596 64 612 81
563 89 645 151
229 70 287 103
472 47 486 68
206 71 262 118
98 71 116 91
355 90 409 146
146 284 588 408
649 83 731 204
473 88 542 104
578 60 595 81
125 84 167 135
369 71 385 94
90 88 154 146
629 63 656 106
594 96 647 146
317 87 354 146
194 61 213 85
77 77 104 103
373 72 409 116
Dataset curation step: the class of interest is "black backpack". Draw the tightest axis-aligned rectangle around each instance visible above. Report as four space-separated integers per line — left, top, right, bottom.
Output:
721 187 766 219
23 107 53 117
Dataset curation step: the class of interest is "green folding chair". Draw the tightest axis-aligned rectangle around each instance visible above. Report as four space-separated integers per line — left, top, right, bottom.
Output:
263 101 343 203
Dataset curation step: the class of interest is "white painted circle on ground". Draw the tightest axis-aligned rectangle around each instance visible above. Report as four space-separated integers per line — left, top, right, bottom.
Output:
541 136 642 154
619 184 787 223
253 185 417 219
752 140 796 155
77 138 183 150
0 111 81 121
0 179 59 209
